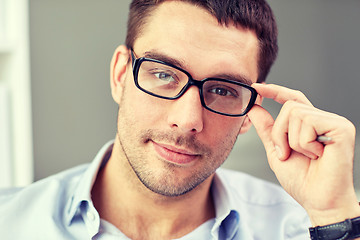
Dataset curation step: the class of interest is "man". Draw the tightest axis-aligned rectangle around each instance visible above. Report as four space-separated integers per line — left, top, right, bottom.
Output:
1 0 359 239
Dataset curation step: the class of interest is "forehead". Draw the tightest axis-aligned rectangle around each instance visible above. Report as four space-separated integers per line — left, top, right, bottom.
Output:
133 1 260 82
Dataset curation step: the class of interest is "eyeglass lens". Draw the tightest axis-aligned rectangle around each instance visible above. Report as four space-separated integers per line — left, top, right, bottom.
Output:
136 59 254 116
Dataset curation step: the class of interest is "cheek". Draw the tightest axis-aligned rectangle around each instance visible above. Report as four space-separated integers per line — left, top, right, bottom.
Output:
202 114 245 145
120 82 166 125
201 117 244 166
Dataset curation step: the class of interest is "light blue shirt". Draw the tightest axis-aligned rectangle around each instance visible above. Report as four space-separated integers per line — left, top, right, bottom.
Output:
0 141 310 239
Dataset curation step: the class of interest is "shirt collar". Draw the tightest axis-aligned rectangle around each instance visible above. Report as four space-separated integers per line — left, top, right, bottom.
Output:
64 140 240 239
65 140 114 226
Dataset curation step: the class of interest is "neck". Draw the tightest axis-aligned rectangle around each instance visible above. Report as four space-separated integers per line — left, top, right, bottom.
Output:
91 140 215 240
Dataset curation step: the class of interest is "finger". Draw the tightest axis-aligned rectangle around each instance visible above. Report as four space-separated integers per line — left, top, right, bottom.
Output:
287 111 306 158
252 83 313 106
287 107 320 160
299 122 324 158
247 104 278 160
271 101 300 160
276 104 337 160
250 83 313 159
289 119 321 160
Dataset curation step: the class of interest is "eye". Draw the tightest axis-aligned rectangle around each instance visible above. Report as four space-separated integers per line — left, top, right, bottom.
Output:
151 70 178 83
208 87 238 97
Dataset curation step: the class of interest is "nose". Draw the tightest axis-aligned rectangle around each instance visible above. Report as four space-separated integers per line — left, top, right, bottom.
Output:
167 86 204 133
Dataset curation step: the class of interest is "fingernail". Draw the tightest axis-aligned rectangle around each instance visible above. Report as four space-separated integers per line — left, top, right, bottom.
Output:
309 153 319 160
275 145 283 160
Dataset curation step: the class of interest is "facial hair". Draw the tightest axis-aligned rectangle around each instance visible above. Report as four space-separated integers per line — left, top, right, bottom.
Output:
118 128 222 196
115 84 240 197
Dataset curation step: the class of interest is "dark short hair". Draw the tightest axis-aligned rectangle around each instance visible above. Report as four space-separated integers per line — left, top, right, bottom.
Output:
126 0 278 83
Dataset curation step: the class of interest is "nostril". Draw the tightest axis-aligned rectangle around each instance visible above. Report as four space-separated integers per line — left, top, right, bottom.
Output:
167 87 204 133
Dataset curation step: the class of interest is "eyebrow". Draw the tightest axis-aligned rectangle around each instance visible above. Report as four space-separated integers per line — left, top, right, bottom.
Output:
143 51 186 69
143 50 253 86
211 73 253 86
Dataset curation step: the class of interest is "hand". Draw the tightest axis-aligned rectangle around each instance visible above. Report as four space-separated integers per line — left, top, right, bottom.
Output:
247 83 360 226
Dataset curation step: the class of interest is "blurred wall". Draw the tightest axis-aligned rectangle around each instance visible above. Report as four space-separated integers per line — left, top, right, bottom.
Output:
30 1 360 186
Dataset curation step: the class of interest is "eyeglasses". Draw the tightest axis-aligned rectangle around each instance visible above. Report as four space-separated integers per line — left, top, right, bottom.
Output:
130 50 258 117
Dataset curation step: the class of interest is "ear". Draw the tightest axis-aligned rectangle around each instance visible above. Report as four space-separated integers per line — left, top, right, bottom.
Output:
238 93 263 134
110 45 130 104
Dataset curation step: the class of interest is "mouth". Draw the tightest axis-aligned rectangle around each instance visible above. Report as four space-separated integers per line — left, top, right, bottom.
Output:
151 141 200 165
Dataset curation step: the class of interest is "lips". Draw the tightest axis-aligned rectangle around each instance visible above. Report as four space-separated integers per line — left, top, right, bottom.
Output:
151 141 199 165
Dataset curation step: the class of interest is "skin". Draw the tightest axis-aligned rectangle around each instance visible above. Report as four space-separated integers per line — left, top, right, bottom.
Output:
93 2 258 239
248 84 360 228
92 1 360 239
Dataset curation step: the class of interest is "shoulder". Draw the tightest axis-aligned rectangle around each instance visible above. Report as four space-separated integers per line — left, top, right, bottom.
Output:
0 164 88 219
216 168 295 205
0 164 89 238
0 163 87 199
215 168 310 238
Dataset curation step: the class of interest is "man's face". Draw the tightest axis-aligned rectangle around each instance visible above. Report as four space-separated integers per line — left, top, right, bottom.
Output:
113 1 259 196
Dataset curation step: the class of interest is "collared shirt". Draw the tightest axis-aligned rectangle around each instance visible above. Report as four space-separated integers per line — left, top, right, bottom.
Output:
0 141 310 239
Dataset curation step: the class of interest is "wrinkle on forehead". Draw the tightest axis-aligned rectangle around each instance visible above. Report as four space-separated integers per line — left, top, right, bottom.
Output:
134 0 260 82
138 49 253 85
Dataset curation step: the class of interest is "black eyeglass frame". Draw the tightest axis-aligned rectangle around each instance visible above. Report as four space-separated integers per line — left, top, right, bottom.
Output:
130 50 258 117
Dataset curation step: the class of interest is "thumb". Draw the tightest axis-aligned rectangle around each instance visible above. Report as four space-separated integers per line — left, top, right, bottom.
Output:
247 104 277 157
